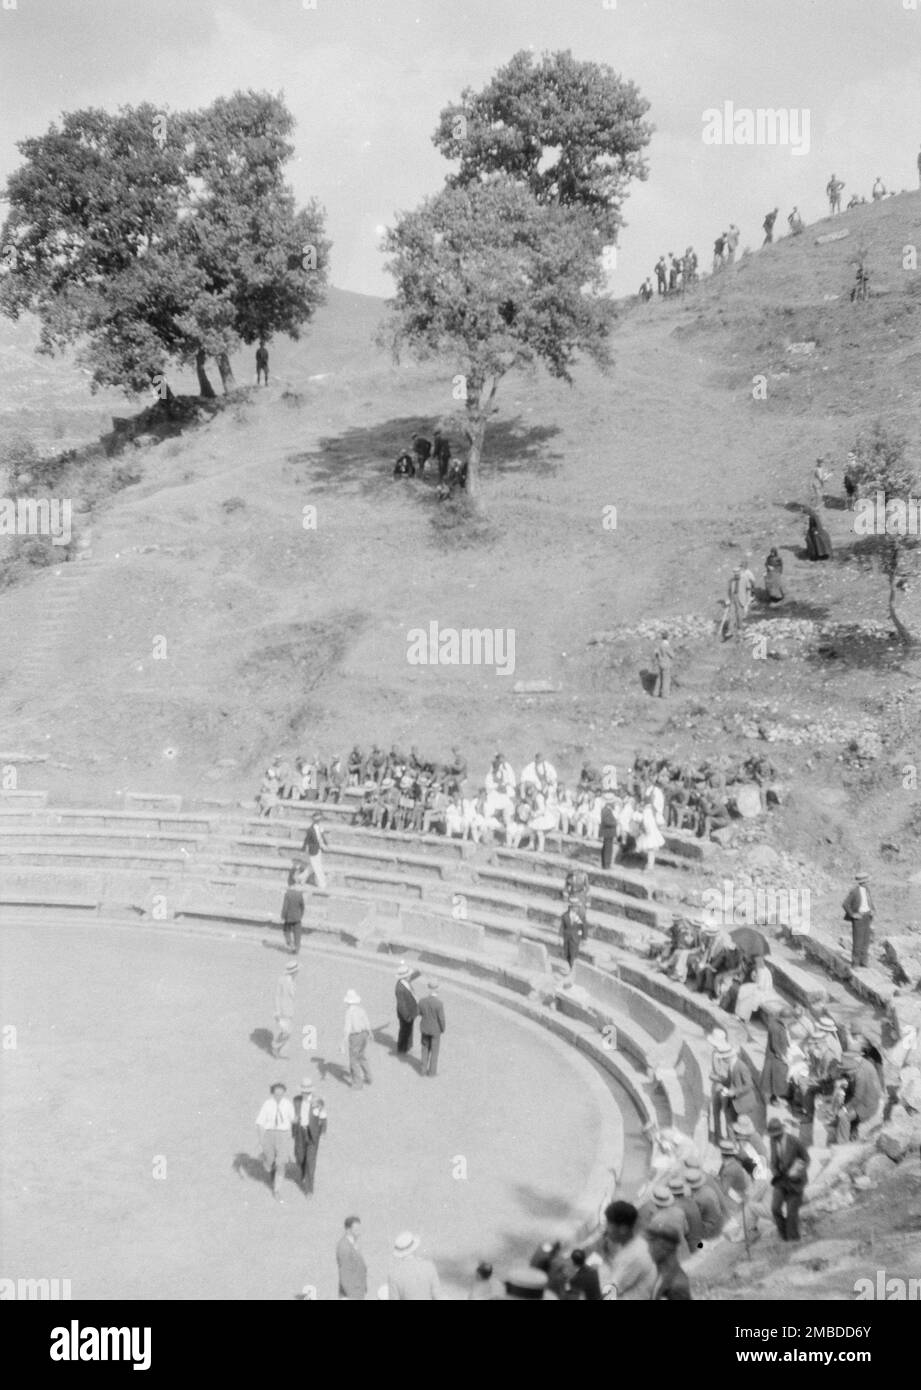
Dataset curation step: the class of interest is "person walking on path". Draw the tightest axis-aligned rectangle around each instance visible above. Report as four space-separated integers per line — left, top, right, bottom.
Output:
272 960 299 1058
417 980 446 1077
394 963 420 1055
842 870 874 968
336 1216 368 1300
302 812 328 889
387 1232 443 1300
341 989 373 1089
768 1117 809 1242
653 631 673 698
292 1077 327 1195
255 1082 295 1203
281 869 305 953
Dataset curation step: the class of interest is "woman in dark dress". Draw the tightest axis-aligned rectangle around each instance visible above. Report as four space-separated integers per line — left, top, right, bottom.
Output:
805 509 833 561
764 547 785 603
760 1006 794 1103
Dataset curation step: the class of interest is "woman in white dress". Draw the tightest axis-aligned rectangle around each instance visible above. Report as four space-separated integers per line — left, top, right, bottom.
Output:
555 783 575 835
528 789 557 853
734 959 781 1030
636 792 665 870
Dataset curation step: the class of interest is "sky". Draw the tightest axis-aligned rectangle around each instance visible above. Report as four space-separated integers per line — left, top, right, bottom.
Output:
1 0 920 298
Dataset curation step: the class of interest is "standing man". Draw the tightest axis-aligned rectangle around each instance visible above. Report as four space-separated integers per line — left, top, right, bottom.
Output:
655 255 668 294
417 980 446 1078
826 174 845 215
787 207 804 235
738 556 756 617
336 1216 368 1301
560 902 589 969
762 207 779 245
272 960 299 1059
394 964 420 1056
341 989 373 1089
387 1232 443 1300
653 630 673 698
871 177 887 202
292 1077 327 1195
768 1117 810 1242
255 342 269 386
255 1082 295 1203
599 791 618 869
302 813 328 890
432 428 451 483
842 870 874 968
281 868 305 954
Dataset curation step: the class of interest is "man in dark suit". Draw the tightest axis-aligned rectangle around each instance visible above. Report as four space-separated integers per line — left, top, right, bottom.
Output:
417 980 446 1077
768 1118 809 1241
281 868 305 954
560 903 589 969
599 794 618 869
395 964 420 1055
336 1216 368 1301
292 1078 327 1196
842 871 874 968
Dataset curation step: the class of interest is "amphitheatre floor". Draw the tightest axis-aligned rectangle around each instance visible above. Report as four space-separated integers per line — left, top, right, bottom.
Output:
0 918 635 1300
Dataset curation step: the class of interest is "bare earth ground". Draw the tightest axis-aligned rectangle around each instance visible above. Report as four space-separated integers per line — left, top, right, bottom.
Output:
0 919 624 1300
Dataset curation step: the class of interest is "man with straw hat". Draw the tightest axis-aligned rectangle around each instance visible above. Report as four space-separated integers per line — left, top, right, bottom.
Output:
842 870 874 968
387 1232 443 1300
272 960 299 1059
341 989 373 1089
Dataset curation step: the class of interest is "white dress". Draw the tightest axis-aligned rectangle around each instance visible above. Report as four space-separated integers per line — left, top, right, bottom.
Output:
636 804 665 852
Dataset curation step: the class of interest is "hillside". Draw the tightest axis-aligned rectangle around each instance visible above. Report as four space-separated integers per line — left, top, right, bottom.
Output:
1 201 920 917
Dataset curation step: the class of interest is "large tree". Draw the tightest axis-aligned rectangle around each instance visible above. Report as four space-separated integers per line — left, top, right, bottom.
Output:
379 177 614 499
0 92 329 399
850 421 920 645
432 49 653 244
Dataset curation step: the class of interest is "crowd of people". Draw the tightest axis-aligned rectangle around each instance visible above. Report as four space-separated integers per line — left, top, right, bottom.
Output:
638 150 920 305
255 747 777 863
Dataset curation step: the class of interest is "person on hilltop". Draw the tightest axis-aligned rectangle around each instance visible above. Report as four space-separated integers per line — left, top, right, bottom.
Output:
655 255 668 294
762 207 779 244
826 174 845 215
787 206 804 235
871 176 887 202
712 232 726 272
725 224 741 264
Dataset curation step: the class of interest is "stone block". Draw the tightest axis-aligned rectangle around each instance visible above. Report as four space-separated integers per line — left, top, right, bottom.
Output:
516 938 552 975
124 792 183 814
399 910 485 954
731 783 763 819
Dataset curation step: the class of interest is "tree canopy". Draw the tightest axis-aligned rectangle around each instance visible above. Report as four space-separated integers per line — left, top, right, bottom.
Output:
0 91 329 398
379 176 614 497
432 49 653 244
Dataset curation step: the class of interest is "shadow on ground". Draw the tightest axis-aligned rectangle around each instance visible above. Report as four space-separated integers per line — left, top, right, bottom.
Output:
288 415 563 500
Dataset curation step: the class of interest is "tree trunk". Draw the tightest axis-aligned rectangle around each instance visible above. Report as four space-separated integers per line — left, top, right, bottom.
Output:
217 351 236 394
195 349 217 399
888 569 915 645
464 375 499 502
465 414 486 499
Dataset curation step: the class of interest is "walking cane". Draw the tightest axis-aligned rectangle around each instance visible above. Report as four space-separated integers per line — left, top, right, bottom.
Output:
740 1198 751 1261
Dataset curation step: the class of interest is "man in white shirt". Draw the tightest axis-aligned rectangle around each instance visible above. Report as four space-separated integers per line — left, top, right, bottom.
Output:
520 752 558 796
341 989 373 1089
255 1082 295 1203
587 1201 656 1301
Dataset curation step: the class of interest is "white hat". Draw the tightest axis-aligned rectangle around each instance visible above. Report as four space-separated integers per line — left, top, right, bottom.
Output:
344 989 361 1005
393 1231 420 1257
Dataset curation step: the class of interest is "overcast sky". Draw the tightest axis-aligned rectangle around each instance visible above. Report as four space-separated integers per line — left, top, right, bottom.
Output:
1 0 919 297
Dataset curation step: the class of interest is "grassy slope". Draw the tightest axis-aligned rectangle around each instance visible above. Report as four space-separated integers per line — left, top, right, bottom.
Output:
0 205 919 909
